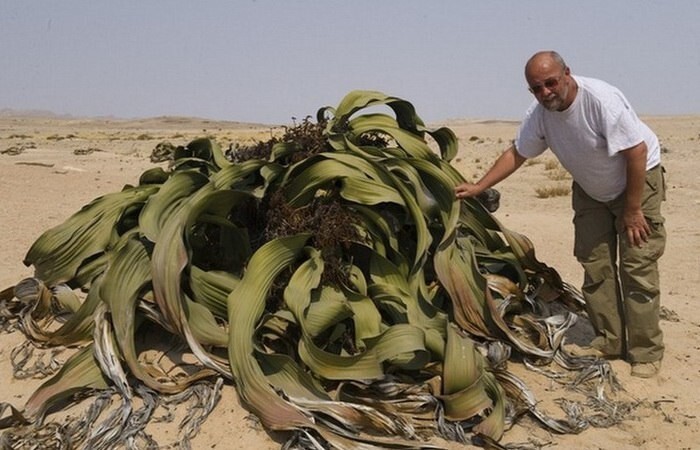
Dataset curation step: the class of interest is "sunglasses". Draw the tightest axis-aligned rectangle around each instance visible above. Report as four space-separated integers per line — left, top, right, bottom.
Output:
528 74 564 94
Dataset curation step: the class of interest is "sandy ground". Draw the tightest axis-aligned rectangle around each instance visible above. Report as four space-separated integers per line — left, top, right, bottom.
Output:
0 113 698 449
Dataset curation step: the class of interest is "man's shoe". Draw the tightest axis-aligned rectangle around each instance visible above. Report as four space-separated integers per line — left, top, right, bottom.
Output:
631 361 661 378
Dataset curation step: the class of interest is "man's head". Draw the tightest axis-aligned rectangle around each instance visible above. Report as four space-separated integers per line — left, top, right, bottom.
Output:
525 51 576 111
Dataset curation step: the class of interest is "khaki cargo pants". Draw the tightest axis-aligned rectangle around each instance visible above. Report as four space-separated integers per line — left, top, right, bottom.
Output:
572 165 666 364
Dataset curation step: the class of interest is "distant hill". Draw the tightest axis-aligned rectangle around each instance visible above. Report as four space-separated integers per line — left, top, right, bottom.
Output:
0 108 76 119
0 109 275 129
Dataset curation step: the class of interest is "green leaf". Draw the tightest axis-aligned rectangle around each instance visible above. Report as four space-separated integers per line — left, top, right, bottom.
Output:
139 170 209 242
24 185 159 284
226 234 313 430
23 345 110 420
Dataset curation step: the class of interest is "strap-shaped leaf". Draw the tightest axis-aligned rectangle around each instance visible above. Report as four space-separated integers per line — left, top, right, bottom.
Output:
347 113 435 160
226 234 313 430
369 252 446 358
189 266 240 319
24 185 159 284
139 170 209 242
440 324 494 424
298 323 430 380
23 345 110 420
102 237 217 393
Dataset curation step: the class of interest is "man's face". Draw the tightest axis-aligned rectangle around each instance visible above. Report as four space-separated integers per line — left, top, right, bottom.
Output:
526 65 572 111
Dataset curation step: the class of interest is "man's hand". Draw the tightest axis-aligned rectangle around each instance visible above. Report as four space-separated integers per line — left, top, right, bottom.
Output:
454 145 526 202
623 207 651 247
454 182 485 199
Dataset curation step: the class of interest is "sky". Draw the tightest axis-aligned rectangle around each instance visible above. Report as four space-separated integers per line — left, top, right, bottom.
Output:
1 1 699 125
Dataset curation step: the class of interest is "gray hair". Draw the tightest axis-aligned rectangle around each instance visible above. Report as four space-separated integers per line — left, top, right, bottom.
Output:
548 51 568 71
525 50 569 74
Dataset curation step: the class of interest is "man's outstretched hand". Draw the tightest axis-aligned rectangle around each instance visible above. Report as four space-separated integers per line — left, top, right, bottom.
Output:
455 182 501 212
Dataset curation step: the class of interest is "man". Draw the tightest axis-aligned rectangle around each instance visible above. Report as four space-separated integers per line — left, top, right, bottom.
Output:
455 51 666 378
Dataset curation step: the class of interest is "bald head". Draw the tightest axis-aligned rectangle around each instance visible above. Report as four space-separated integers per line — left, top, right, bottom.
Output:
525 51 568 78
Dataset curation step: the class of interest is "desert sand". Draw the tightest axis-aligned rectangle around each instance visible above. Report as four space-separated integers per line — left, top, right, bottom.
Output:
0 113 698 449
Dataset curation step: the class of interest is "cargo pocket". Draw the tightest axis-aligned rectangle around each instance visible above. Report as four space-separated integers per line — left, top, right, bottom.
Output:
661 165 667 202
641 166 666 223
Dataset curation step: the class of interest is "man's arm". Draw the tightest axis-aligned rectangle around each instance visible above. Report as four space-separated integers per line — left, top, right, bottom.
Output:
455 145 526 199
621 141 651 247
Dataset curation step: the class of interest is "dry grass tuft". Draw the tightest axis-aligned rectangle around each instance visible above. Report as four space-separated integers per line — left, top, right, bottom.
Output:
543 158 560 170
546 167 571 181
535 185 570 198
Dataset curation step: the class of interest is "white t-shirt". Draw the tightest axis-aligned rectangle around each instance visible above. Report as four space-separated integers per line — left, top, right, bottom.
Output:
515 75 660 202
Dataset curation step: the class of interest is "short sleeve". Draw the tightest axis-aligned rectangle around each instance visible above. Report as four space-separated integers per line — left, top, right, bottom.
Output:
515 102 548 158
601 92 645 155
